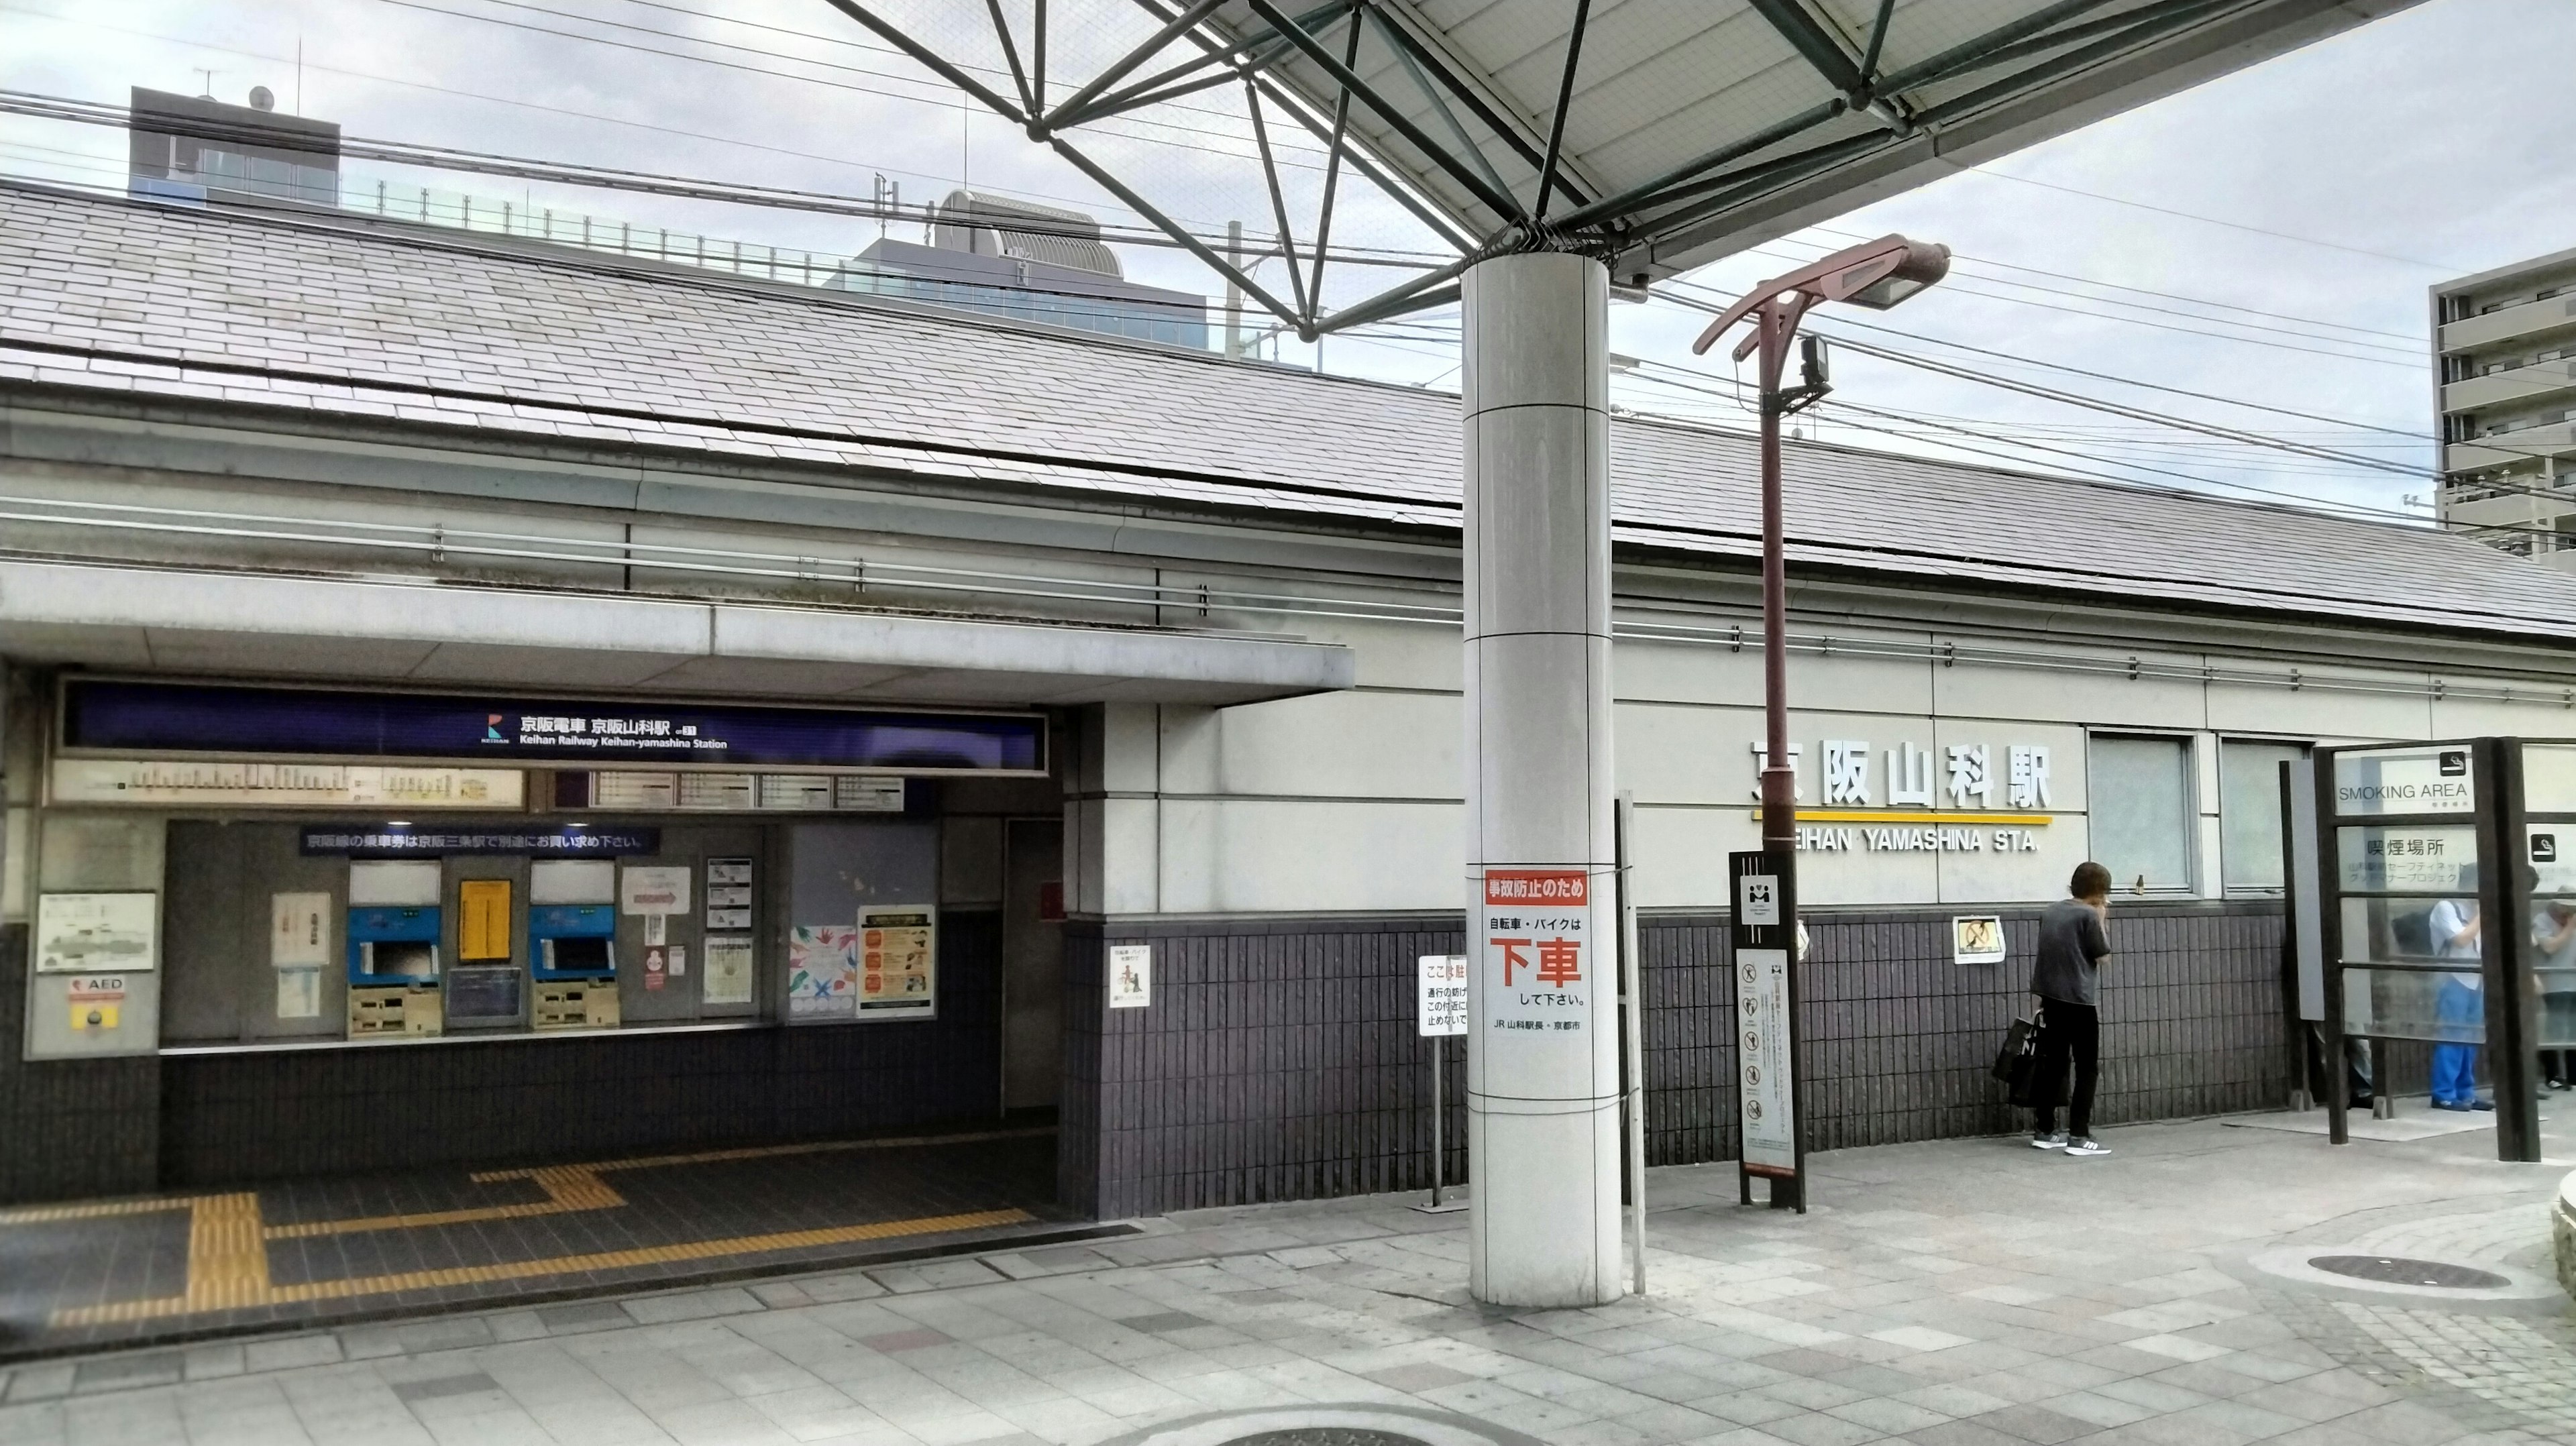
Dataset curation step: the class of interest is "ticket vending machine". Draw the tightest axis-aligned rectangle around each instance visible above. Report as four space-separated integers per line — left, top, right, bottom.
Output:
347 905 443 1036
345 858 443 1037
529 904 619 1030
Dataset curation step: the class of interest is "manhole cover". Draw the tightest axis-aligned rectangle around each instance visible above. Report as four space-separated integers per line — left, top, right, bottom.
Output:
2306 1255 2512 1289
1221 1423 1432 1433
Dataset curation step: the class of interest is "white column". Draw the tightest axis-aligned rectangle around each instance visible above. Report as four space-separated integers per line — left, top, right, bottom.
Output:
1461 252 1622 1308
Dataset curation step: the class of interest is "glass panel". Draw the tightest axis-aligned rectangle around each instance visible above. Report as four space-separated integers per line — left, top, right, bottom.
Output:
2329 744 2475 816
2339 895 2477 966
2342 966 2487 1042
2528 824 2576 896
2334 826 2478 893
2542 973 2576 1046
2536 902 2576 1046
2524 743 2576 814
2089 736 2192 891
2220 741 2306 891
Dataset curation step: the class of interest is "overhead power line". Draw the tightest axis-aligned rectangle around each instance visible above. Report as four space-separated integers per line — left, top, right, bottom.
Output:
1961 168 2468 272
1803 224 2422 342
0 89 1444 270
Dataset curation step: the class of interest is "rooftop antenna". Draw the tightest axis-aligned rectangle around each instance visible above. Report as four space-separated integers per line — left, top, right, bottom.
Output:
193 67 219 100
296 38 303 114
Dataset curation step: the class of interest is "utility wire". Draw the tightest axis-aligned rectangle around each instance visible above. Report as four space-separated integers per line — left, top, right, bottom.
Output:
1797 224 2423 343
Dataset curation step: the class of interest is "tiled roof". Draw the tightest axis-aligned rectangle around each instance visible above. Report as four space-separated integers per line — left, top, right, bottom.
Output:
1 180 2562 643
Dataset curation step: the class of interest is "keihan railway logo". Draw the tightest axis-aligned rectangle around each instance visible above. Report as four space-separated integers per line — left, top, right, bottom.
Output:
486 714 508 742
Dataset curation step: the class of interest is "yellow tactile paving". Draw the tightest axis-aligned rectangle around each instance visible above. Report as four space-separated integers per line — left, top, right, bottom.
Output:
262 1164 626 1239
52 1205 1036 1326
7 1127 1054 1333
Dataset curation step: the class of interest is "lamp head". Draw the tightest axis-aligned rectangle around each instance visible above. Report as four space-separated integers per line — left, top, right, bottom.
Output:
1688 233 1950 355
1833 239 1951 310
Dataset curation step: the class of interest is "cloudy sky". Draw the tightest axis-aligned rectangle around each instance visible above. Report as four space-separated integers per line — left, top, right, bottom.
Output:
6 0 2573 526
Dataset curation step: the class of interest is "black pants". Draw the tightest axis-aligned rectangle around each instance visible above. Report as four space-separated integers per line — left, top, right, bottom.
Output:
2033 999 2098 1139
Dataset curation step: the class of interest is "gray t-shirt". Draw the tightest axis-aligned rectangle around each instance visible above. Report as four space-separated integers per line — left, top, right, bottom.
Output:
2029 897 2111 1005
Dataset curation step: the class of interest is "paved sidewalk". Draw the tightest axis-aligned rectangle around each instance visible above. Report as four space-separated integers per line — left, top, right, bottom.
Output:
0 1109 2567 1446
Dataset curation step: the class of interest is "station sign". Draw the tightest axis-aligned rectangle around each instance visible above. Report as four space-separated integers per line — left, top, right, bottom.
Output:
60 678 1046 775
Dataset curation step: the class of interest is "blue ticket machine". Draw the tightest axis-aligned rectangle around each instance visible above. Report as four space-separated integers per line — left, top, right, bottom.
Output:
347 905 441 983
529 904 616 980
347 905 443 1036
529 903 619 1030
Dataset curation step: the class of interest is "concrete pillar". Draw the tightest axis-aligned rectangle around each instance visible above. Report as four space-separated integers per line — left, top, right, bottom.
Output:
1460 252 1622 1307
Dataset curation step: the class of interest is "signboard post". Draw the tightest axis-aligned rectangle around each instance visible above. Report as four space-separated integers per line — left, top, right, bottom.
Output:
1415 954 1467 1211
1731 850 1804 1211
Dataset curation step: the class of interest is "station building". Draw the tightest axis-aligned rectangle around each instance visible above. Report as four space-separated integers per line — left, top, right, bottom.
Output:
5 181 2574 1217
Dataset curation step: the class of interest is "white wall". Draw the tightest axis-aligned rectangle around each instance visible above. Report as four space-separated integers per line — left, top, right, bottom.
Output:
1071 596 2576 917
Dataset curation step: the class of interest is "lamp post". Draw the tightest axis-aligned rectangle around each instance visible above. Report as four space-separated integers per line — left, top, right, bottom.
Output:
1690 235 1950 860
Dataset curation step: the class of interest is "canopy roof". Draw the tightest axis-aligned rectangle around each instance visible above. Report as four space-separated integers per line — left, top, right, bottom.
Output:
828 0 2415 332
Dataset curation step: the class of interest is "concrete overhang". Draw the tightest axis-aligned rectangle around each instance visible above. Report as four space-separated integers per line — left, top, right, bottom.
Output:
0 559 1354 706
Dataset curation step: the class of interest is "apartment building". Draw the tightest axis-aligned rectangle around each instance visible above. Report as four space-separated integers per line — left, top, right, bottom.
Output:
2435 246 2576 568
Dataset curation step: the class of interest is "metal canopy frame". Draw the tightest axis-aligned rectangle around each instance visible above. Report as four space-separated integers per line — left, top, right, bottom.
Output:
819 0 2408 335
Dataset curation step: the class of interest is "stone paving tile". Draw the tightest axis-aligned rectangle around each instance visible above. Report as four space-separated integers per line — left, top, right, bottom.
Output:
0 1116 2567 1445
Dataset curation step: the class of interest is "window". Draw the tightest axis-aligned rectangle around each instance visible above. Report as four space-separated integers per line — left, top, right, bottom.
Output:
2089 735 2194 892
2219 740 2308 893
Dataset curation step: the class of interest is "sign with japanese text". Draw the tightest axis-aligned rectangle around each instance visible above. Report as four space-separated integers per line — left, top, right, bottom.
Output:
1737 946 1795 1176
1417 954 1467 1036
1481 869 1593 1041
1108 944 1152 1009
2330 745 2475 816
2334 826 2478 893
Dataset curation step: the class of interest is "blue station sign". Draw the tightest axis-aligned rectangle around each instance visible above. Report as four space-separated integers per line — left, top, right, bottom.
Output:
61 679 1046 773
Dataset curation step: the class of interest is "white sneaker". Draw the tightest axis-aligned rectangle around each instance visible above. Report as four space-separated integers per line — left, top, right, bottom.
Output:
2062 1137 2110 1158
2031 1131 2068 1150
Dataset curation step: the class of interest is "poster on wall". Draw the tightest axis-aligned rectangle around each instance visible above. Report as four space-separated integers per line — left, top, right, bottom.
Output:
270 892 331 968
855 907 936 1019
703 936 755 1005
275 967 321 1019
786 926 857 1020
621 866 692 917
705 857 754 931
36 893 158 974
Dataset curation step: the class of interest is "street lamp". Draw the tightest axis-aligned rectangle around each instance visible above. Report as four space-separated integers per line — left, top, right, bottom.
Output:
1689 235 1948 862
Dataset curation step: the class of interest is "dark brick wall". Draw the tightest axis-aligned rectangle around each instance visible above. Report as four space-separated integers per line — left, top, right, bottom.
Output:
151 910 1004 1190
1062 901 2294 1219
0 926 162 1202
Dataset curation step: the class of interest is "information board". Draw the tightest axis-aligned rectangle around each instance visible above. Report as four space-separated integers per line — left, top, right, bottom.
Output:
1417 954 1467 1036
1737 947 1795 1174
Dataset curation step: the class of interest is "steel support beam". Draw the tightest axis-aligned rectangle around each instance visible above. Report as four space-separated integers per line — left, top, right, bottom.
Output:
1533 0 1594 225
1242 0 1527 224
1743 0 1865 95
818 0 1026 121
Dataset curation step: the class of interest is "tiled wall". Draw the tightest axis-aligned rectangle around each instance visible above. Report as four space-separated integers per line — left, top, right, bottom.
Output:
130 911 1003 1193
1063 901 2294 1219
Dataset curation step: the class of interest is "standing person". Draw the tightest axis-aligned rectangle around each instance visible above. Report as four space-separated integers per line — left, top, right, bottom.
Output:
2532 897 2575 1092
2029 862 2114 1158
2427 865 2488 1112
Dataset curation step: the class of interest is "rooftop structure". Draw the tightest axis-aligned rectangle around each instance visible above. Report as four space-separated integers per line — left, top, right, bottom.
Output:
828 190 1209 349
124 85 339 209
